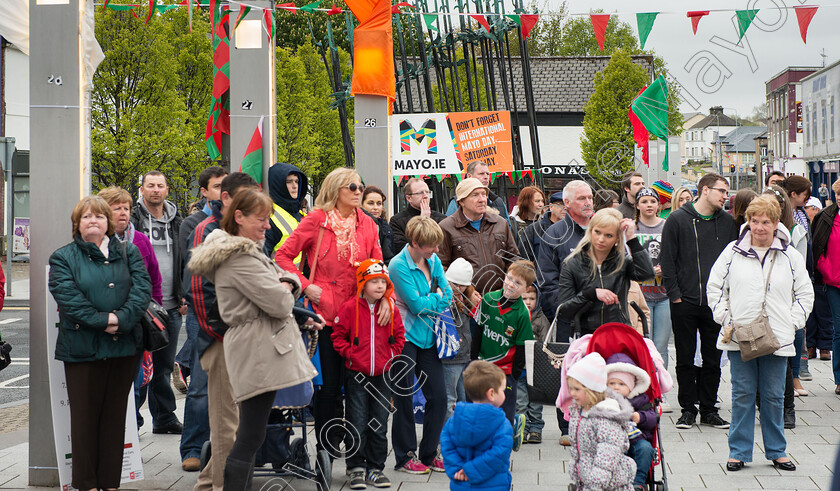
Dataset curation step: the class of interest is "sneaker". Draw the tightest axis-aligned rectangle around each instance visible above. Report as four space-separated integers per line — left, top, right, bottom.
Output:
660 401 673 413
172 362 188 394
700 413 730 429
512 414 525 452
349 470 367 489
397 453 430 475
526 431 542 444
365 469 391 488
800 367 813 381
559 434 571 446
675 412 696 429
430 455 445 472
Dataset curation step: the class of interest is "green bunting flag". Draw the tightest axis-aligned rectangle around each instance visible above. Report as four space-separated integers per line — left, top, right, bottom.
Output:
234 6 250 30
636 12 658 50
423 14 439 32
301 0 324 14
241 116 264 184
506 14 520 25
735 9 759 44
631 75 669 170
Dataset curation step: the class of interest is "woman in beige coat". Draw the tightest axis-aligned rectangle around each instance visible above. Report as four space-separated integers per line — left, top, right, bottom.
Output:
188 188 321 491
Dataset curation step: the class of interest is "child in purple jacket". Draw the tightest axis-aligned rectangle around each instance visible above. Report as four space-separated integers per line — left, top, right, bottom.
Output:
605 353 655 491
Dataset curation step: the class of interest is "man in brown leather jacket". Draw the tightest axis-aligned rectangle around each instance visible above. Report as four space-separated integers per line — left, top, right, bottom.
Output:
438 178 520 296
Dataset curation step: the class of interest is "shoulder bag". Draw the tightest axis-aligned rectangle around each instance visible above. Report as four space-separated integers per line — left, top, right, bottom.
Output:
524 307 584 405
121 242 170 352
729 251 780 362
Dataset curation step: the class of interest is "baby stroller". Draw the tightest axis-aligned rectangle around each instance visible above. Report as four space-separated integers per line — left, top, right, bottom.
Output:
199 306 332 491
559 306 670 491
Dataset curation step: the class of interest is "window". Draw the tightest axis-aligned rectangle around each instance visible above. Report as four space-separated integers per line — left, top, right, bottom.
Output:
813 103 819 145
822 99 827 144
805 107 810 146
831 96 836 142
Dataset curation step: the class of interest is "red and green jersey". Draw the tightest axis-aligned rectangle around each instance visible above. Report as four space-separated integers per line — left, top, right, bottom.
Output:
474 290 534 374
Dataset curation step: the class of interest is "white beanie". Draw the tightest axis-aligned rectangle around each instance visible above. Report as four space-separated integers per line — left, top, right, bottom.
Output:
567 352 607 392
445 258 474 286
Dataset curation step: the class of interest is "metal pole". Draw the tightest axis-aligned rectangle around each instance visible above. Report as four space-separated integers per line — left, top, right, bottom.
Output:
0 136 14 296
228 1 276 188
29 0 90 485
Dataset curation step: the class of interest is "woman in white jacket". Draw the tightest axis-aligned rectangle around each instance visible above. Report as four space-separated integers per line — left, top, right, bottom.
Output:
707 195 813 473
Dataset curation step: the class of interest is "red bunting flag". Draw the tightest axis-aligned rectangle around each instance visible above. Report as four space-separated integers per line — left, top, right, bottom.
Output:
794 6 818 44
521 14 539 39
590 14 610 52
391 2 414 13
263 9 275 42
470 14 490 32
524 169 532 181
146 0 155 24
278 3 297 16
687 11 709 35
328 4 343 14
241 116 265 185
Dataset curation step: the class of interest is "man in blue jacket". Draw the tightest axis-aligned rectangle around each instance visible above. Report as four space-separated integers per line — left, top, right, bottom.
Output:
660 173 738 431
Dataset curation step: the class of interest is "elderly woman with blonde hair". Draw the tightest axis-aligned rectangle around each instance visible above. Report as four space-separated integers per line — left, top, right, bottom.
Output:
708 195 813 473
275 167 385 452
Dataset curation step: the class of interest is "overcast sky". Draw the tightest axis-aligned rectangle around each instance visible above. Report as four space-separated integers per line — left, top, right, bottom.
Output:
540 0 838 119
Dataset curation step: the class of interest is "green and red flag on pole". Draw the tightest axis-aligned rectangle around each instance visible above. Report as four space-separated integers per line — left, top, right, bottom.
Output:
241 116 265 184
205 0 231 161
630 75 669 170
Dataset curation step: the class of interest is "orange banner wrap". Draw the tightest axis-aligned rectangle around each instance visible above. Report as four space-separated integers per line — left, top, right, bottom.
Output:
349 0 395 102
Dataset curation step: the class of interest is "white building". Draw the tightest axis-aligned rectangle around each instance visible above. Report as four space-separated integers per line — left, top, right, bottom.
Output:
802 59 840 187
683 106 738 166
765 67 819 175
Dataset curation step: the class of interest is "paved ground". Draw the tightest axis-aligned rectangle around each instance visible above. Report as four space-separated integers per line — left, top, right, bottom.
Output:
0 346 838 490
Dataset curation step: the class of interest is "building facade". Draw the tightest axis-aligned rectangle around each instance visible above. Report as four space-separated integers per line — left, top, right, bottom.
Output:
802 60 840 195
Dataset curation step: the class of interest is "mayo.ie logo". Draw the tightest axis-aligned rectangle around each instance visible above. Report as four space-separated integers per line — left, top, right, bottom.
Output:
399 119 437 155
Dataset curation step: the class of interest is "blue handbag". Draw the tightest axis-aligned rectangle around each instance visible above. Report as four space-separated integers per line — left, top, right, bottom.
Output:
433 307 461 360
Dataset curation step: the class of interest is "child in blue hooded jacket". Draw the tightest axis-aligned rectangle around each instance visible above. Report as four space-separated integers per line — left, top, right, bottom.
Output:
440 361 513 491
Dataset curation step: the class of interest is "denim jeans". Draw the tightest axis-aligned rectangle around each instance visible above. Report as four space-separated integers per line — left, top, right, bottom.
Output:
175 338 193 377
825 286 840 384
792 329 804 377
628 437 655 486
515 376 545 433
728 352 788 462
648 299 671 370
179 310 210 460
390 342 446 468
135 307 182 427
345 371 391 471
806 284 834 351
442 362 467 422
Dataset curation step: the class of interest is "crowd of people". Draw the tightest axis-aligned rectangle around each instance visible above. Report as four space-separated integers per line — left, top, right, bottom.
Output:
47 159 837 490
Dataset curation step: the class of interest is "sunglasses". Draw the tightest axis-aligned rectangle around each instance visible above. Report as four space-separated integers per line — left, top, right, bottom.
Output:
344 183 365 193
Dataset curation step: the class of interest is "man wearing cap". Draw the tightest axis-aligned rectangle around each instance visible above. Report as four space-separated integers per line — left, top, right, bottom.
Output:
390 178 447 255
438 178 519 295
445 161 511 223
518 191 566 265
616 171 645 219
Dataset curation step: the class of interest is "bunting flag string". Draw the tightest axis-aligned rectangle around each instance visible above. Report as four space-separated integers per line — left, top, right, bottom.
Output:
794 5 818 44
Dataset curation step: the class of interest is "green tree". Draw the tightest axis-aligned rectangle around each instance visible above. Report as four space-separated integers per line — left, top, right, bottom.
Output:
91 7 213 211
554 14 638 56
580 49 649 187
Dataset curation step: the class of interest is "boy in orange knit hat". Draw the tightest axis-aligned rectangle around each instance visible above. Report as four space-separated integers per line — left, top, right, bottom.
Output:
333 259 406 489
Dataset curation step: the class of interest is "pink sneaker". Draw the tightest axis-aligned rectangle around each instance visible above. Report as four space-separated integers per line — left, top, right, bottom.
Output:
430 455 445 472
398 454 430 475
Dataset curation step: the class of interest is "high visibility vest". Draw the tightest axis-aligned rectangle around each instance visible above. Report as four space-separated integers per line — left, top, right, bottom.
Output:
271 204 305 266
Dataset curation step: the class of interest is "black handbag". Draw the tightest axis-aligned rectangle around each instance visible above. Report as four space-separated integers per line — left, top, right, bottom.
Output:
0 332 11 371
120 241 170 352
525 307 587 405
142 300 170 352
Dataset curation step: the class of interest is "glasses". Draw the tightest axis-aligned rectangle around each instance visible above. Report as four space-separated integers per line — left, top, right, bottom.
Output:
406 190 433 198
709 187 728 194
344 183 365 193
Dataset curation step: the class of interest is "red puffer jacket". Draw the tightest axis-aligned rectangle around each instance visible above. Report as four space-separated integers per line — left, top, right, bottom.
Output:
276 208 382 326
332 296 406 376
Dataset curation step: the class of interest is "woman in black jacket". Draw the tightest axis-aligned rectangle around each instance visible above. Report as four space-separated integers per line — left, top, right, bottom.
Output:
557 207 655 335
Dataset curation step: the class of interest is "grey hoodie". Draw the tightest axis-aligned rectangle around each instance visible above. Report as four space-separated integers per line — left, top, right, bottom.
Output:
131 197 183 309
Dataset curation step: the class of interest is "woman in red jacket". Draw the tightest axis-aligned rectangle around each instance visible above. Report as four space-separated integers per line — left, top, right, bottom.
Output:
276 167 385 452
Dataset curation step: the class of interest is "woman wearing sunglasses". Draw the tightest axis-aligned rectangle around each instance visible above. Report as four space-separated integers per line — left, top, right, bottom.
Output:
276 167 386 453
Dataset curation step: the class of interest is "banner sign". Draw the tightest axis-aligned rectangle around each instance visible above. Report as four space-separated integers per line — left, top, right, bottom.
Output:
46 267 145 490
391 111 513 176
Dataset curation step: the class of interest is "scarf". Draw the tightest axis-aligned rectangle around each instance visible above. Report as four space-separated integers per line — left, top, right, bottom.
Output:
327 208 357 263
